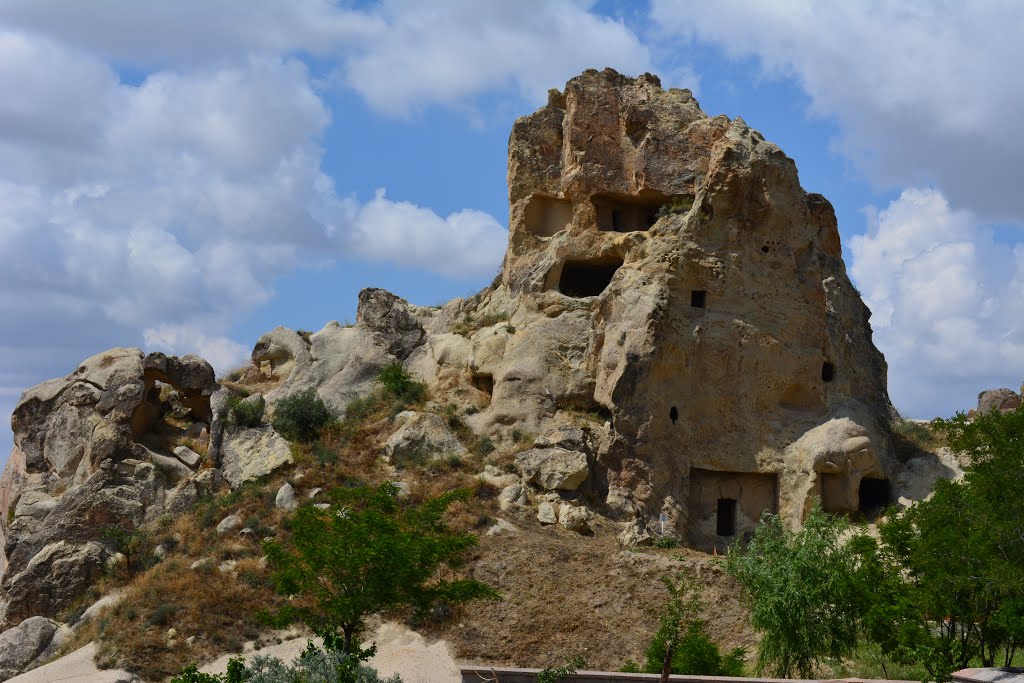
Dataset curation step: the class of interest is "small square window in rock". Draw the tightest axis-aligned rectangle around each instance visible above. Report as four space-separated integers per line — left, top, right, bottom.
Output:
690 290 707 308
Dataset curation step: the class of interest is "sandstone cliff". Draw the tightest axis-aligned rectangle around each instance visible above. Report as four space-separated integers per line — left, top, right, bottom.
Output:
0 70 912 665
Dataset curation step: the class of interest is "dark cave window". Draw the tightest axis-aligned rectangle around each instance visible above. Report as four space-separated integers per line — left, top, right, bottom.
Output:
690 290 707 308
669 405 678 424
858 479 890 517
558 258 623 298
822 361 835 383
717 498 737 536
471 373 494 397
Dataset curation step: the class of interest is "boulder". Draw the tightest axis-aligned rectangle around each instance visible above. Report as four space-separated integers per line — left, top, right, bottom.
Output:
498 484 527 511
0 347 216 621
220 427 294 488
216 514 242 534
384 412 467 463
536 502 557 525
0 615 60 680
275 483 297 511
516 448 589 491
172 445 203 469
558 504 593 534
356 288 426 360
977 388 1021 414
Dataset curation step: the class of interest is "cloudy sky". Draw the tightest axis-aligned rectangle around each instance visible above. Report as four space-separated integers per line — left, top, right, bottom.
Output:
2 0 1023 459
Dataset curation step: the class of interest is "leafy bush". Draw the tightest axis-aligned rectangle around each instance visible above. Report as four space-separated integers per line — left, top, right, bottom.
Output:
656 194 695 218
224 394 265 428
537 657 585 683
272 389 334 443
377 362 426 404
171 643 402 683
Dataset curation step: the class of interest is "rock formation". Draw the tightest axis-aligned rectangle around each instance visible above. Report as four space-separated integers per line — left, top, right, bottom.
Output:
240 69 900 551
0 348 218 626
0 69 910 657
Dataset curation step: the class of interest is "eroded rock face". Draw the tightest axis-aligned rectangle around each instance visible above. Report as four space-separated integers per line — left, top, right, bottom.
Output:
0 615 60 680
231 69 901 549
0 349 217 625
977 387 1021 414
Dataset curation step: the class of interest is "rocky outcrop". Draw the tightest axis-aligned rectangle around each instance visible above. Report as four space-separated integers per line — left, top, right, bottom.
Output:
0 615 62 680
226 69 900 551
220 427 293 488
0 349 217 625
384 412 467 464
976 387 1021 414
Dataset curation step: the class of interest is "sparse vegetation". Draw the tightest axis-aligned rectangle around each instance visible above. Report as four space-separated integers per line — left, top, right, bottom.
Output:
656 194 695 219
224 393 265 428
171 642 402 683
537 657 586 683
452 311 509 337
891 417 946 462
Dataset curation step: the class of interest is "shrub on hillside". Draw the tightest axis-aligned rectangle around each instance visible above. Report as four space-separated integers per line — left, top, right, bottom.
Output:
272 389 334 443
377 362 426 404
224 394 265 428
171 642 402 683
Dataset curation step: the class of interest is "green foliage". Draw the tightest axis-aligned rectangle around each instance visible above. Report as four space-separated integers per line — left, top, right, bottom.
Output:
855 405 1024 680
726 506 860 678
652 536 677 549
377 362 425 404
224 394 265 428
272 388 334 443
170 643 402 683
633 572 744 678
99 524 151 576
537 657 585 683
263 483 499 656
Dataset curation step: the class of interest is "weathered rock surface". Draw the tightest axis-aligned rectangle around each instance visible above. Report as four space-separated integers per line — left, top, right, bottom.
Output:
977 387 1021 414
225 69 903 551
384 412 467 463
0 349 217 624
0 615 60 680
220 427 293 488
515 448 590 491
275 482 297 511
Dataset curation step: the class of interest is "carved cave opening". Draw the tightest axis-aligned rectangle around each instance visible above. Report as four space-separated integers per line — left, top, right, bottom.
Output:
525 195 573 237
592 193 666 233
471 372 494 399
822 361 835 382
688 469 778 552
669 405 678 424
558 257 623 298
858 478 890 517
690 290 707 308
716 498 737 536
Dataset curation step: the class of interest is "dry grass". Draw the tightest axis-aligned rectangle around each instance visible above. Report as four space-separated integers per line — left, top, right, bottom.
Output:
94 556 281 680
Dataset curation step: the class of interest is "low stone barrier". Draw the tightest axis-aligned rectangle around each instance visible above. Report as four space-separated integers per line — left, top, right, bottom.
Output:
459 667 919 683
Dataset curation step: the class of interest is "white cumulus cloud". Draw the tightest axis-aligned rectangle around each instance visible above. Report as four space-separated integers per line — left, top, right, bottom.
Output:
651 0 1024 223
849 189 1024 417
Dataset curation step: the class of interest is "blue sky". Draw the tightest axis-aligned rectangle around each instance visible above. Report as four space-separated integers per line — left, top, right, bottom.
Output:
2 1 1023 461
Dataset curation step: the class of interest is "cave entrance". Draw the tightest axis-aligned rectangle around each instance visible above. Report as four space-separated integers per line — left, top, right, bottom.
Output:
525 195 572 237
716 499 737 536
592 192 666 232
688 469 778 552
471 372 494 398
558 257 623 298
858 478 890 517
690 290 707 308
822 361 835 382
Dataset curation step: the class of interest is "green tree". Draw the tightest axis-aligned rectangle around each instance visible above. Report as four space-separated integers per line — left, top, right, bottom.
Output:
263 483 498 656
377 362 425 404
628 572 744 680
100 524 151 576
856 405 1024 679
725 506 860 677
